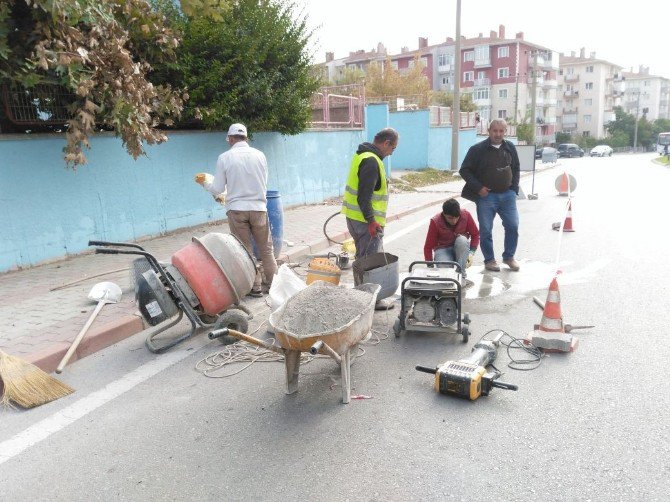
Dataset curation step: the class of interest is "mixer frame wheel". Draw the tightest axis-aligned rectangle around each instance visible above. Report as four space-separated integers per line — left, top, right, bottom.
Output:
461 325 470 343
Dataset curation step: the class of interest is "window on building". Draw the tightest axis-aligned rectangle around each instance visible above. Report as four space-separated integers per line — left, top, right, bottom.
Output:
586 65 594 73
477 71 486 80
442 77 448 85
498 109 507 119
421 56 428 68
567 67 574 75
408 59 415 68
644 80 650 86
585 82 593 90
498 46 509 58
585 98 593 106
584 115 591 123
438 54 450 67
391 60 398 70
464 51 474 62
474 87 490 100
499 89 508 98
463 71 473 81
557 100 562 108
498 67 509 78
582 131 590 137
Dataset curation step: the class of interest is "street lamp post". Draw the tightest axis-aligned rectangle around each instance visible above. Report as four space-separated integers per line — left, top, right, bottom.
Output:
450 0 461 171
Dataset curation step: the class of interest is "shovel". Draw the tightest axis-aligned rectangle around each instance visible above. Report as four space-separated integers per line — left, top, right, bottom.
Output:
56 281 122 374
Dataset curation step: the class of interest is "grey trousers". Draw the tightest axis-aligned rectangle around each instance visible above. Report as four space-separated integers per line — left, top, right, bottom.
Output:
227 210 277 289
346 218 382 259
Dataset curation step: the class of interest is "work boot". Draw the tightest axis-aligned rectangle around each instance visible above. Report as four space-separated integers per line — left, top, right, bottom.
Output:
374 298 395 311
247 287 263 298
503 258 520 271
462 277 474 289
484 260 500 272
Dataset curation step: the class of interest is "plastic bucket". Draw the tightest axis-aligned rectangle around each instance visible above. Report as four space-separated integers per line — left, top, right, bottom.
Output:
352 253 399 301
306 258 341 286
252 190 284 259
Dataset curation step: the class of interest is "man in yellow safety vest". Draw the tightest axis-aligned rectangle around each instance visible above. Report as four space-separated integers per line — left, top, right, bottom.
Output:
341 128 399 309
341 128 398 258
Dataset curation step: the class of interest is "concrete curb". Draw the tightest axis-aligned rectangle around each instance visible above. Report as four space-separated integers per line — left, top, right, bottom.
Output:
30 314 144 373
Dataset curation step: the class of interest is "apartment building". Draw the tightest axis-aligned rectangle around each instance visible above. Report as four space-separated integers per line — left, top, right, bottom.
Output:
621 66 670 121
319 26 561 143
458 26 559 145
557 49 625 139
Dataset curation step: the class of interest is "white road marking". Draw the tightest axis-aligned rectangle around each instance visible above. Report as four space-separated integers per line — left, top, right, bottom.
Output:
0 348 192 466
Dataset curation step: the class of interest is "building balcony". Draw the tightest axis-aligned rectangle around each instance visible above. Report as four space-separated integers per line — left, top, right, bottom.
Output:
564 74 580 82
543 116 557 124
527 76 545 86
535 96 545 106
542 98 558 107
438 64 452 73
604 110 616 123
564 90 579 98
543 79 558 89
474 58 491 68
562 114 578 126
474 78 490 87
473 97 492 107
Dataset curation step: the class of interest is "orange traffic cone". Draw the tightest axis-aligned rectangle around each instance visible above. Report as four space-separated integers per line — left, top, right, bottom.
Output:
552 199 575 232
558 172 569 195
537 277 564 332
527 277 578 352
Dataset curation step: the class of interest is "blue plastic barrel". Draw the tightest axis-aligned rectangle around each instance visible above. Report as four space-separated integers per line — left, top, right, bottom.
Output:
252 190 284 259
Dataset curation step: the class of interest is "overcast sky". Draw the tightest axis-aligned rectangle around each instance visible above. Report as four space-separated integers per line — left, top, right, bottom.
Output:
296 0 666 78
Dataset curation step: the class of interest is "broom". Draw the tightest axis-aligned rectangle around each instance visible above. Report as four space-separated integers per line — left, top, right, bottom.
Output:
0 350 74 409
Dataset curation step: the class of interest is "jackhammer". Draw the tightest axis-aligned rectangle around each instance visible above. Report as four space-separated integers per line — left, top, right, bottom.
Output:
416 330 518 400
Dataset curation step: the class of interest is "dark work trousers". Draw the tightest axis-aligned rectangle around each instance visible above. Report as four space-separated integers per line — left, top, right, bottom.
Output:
346 218 382 259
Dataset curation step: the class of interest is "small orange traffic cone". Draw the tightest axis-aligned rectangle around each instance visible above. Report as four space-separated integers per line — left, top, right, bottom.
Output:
558 172 569 195
552 199 575 232
537 277 564 332
527 276 578 352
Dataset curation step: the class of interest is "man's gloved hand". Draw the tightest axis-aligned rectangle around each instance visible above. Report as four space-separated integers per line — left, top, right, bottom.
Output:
367 221 383 238
214 193 225 204
466 251 475 268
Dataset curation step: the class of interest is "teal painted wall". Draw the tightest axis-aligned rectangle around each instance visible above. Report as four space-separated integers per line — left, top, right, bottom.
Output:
389 110 429 169
0 130 362 271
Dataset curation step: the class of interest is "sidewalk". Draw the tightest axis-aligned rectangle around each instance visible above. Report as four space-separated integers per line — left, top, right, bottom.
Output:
0 179 465 372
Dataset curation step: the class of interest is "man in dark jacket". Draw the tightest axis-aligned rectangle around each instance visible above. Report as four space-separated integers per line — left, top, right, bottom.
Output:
459 119 520 272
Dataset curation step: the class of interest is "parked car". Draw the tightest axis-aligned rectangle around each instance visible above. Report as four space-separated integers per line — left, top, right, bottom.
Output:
537 146 558 162
557 143 585 158
590 145 614 157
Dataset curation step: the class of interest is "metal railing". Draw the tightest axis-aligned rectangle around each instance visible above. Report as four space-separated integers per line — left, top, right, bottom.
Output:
309 84 365 129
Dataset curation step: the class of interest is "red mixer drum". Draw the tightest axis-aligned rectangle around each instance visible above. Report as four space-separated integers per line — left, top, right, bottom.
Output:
171 233 256 315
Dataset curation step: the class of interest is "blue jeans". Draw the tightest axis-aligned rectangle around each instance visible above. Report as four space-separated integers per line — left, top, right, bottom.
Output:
433 235 470 278
475 189 519 263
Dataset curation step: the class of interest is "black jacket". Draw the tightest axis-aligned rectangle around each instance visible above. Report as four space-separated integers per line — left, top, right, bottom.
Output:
355 142 385 223
459 138 520 202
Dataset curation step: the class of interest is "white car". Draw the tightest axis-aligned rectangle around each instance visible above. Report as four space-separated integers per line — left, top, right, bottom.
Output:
590 145 613 157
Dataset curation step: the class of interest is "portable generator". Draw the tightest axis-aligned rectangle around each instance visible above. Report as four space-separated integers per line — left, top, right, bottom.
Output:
393 261 470 342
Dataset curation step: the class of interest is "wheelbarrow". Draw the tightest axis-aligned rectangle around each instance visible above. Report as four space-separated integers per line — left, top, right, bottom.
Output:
209 283 381 404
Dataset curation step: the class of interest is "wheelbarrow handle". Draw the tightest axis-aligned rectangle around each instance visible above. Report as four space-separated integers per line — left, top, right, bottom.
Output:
209 328 284 355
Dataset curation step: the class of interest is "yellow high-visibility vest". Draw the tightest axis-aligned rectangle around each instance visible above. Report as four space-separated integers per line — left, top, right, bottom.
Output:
341 151 388 225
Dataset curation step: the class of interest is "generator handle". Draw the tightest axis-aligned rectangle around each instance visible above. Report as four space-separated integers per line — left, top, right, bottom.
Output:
409 260 462 274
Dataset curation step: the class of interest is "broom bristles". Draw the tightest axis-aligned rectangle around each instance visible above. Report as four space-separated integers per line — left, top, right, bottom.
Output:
0 350 74 409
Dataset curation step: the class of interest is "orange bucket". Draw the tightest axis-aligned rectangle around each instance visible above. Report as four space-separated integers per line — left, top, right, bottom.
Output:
306 258 341 286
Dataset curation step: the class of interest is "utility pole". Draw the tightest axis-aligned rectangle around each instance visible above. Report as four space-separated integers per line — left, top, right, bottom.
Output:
450 0 461 171
633 90 641 151
529 51 538 145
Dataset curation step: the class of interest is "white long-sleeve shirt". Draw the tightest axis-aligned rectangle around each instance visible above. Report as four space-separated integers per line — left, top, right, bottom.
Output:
204 141 268 212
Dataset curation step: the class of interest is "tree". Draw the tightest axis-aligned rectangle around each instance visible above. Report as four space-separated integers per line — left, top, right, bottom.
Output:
430 91 477 112
606 106 636 146
1 0 189 167
334 67 365 86
152 0 320 134
365 57 431 107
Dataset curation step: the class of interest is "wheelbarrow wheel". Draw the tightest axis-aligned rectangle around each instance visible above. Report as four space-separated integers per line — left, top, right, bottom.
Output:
214 310 249 345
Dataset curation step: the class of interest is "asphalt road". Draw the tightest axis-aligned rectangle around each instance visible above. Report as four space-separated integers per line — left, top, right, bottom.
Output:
1 153 669 501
